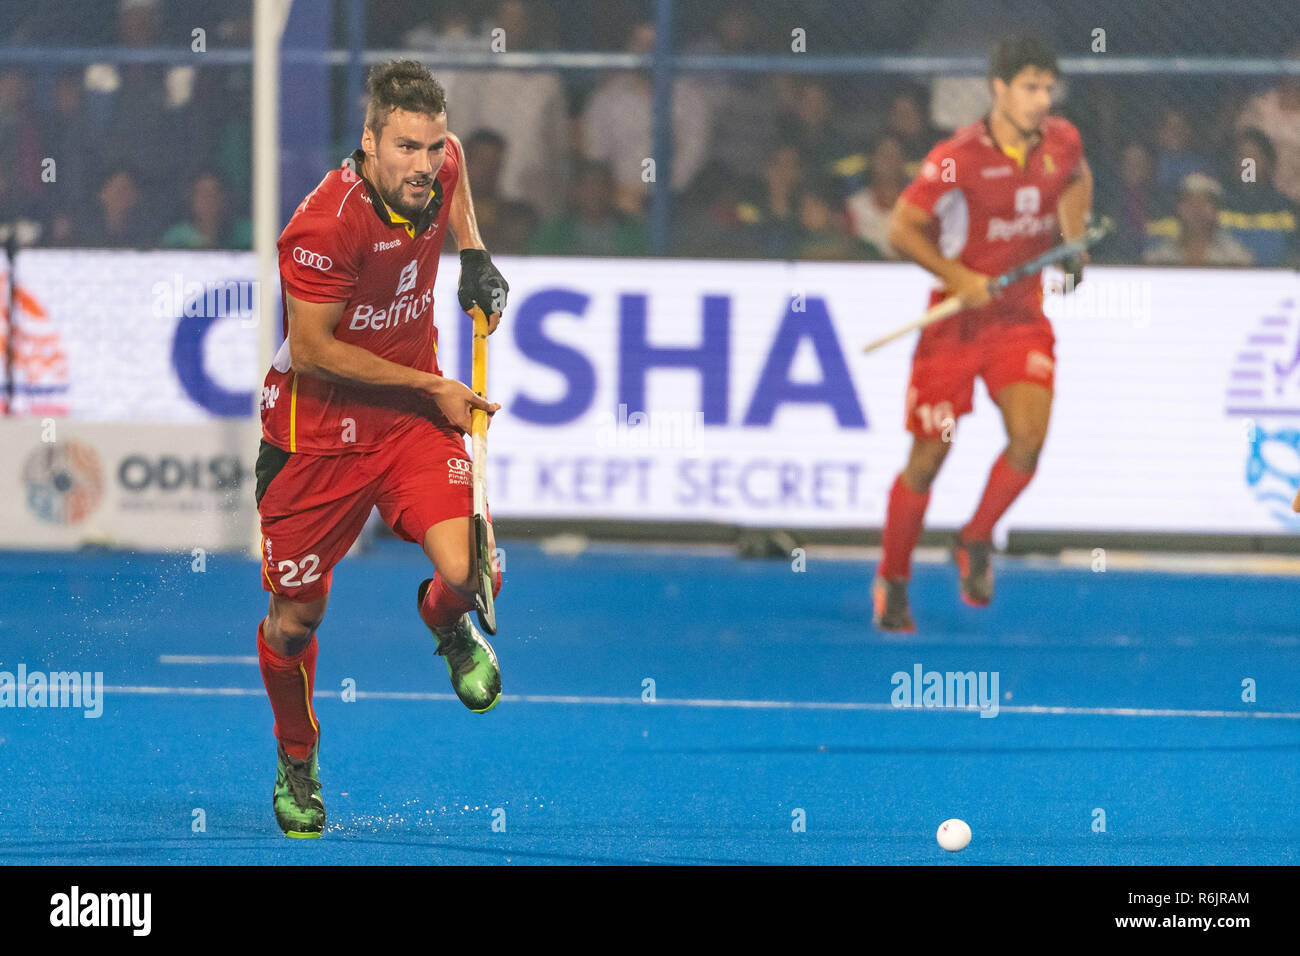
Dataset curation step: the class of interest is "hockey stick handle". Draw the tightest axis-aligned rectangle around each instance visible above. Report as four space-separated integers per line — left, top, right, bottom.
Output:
992 218 1111 290
862 218 1113 355
470 305 489 517
860 294 963 354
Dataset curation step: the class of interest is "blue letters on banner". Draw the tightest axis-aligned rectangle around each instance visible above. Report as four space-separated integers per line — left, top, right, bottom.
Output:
619 293 729 425
510 289 596 424
171 280 256 417
743 296 867 427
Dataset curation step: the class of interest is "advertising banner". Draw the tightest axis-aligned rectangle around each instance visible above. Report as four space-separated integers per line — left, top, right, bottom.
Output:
4 251 1297 544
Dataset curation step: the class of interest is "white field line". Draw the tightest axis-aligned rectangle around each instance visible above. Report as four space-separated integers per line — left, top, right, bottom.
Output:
158 655 259 665
99 685 1300 719
796 545 1300 576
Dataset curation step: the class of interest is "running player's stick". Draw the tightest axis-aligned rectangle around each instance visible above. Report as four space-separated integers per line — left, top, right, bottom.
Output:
861 216 1113 355
469 304 497 636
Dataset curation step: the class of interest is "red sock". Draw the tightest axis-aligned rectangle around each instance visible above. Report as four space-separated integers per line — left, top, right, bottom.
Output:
257 621 319 760
419 569 503 629
879 474 931 580
961 452 1035 543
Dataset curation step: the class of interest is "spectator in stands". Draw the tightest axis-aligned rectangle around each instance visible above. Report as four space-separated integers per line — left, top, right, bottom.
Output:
1144 173 1253 267
161 171 251 249
1096 141 1159 263
409 1 570 217
0 167 40 246
1219 128 1300 267
79 166 155 248
530 159 648 256
795 179 875 261
492 199 540 255
1206 85 1252 157
881 88 941 179
403 6 482 52
755 144 805 258
1236 40 1300 204
1151 106 1214 201
778 80 863 187
96 0 188 204
846 134 909 259
0 70 43 217
682 2 773 180
580 20 713 216
46 70 97 221
186 13 253 222
449 129 507 252
669 161 765 259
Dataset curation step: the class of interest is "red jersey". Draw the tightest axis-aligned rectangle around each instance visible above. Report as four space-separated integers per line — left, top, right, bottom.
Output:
899 115 1085 344
260 138 463 454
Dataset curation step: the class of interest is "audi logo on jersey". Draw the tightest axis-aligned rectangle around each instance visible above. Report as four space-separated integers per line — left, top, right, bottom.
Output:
447 457 472 473
293 247 333 271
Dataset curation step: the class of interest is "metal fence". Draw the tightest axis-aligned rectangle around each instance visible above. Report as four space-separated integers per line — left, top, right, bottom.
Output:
2 0 1298 265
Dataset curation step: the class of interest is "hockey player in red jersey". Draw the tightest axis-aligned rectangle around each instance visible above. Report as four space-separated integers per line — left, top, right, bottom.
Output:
874 35 1094 632
254 60 510 836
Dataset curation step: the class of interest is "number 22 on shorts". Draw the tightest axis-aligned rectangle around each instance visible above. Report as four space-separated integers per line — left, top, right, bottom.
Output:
278 554 322 588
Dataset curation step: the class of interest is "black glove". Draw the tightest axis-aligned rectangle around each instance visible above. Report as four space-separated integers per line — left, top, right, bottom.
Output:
1060 253 1085 292
458 248 509 316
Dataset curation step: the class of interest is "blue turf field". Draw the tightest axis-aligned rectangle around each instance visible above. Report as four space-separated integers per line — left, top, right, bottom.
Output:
1 540 1297 865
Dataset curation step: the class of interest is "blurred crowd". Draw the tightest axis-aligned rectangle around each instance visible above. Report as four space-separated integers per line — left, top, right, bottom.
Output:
1 0 1298 266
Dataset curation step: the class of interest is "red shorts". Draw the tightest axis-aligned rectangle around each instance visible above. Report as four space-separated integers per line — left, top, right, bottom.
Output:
905 318 1056 439
256 418 478 603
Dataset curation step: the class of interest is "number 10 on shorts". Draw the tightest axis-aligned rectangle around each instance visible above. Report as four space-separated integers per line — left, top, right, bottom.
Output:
914 401 956 440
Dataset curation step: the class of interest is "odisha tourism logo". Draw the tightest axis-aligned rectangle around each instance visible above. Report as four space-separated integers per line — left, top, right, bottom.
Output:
22 441 104 525
1228 297 1300 528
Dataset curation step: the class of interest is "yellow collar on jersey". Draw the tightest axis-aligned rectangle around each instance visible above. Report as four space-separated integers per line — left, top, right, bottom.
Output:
383 202 416 239
984 115 1041 170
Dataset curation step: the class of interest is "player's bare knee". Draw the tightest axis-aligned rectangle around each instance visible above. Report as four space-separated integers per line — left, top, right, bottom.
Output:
268 599 324 654
437 554 474 594
904 440 950 492
1005 433 1045 472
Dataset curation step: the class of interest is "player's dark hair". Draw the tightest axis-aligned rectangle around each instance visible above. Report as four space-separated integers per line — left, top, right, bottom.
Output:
988 34 1058 84
364 59 446 136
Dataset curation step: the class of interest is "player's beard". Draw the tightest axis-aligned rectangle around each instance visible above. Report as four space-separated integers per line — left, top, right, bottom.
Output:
379 172 432 222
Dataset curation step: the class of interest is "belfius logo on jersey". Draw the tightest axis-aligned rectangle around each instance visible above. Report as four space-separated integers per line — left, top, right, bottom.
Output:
1227 295 1300 529
348 259 431 331
986 186 1058 241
